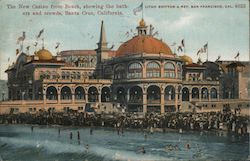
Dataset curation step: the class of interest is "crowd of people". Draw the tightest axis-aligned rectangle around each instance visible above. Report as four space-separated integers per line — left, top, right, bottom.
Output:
0 110 249 136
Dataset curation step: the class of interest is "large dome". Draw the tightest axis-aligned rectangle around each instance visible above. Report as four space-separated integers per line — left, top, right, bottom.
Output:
36 49 53 60
116 35 173 57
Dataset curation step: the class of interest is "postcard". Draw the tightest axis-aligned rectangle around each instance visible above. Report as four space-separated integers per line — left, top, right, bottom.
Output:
0 0 249 160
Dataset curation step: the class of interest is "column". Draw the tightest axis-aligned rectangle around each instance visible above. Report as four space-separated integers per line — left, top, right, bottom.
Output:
189 92 192 102
85 88 88 103
217 90 220 100
199 90 201 102
160 92 165 114
57 92 61 104
98 92 101 103
43 93 46 105
175 88 178 112
72 93 75 104
208 91 211 101
126 91 130 103
143 92 147 114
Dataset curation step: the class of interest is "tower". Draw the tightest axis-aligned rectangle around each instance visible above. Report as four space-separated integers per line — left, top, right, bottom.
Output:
96 20 109 63
137 19 148 35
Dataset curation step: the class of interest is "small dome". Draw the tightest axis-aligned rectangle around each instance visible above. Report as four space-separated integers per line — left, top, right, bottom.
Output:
116 35 173 57
36 49 53 60
139 19 146 27
180 55 193 65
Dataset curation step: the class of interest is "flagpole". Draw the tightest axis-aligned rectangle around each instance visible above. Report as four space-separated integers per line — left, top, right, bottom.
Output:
206 42 208 61
142 2 144 19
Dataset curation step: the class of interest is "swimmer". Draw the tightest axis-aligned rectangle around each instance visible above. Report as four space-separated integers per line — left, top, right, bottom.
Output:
185 143 191 149
58 128 61 137
139 147 146 154
77 131 80 140
85 144 89 153
70 132 73 140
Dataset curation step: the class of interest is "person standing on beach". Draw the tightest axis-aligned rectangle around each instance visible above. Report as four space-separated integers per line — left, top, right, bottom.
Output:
58 128 61 137
69 132 73 143
31 126 34 133
77 131 80 144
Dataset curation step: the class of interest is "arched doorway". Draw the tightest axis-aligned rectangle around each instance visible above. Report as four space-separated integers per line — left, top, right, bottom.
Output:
211 88 217 99
192 87 199 99
46 86 58 100
182 87 189 101
147 85 160 104
101 87 111 102
201 87 208 99
165 85 175 101
75 86 85 100
129 86 143 103
116 87 126 103
88 86 99 102
61 86 72 100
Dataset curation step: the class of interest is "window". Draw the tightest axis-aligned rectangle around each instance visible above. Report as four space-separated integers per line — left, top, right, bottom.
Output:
128 63 142 79
177 63 182 79
114 65 126 79
164 62 175 78
147 62 160 78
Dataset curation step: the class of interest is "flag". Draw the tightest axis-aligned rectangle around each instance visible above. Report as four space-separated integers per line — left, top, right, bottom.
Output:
153 31 158 36
16 49 19 55
234 52 239 59
197 49 201 55
177 46 183 52
55 42 60 49
133 3 143 15
37 29 44 39
181 39 185 47
16 32 26 44
34 42 38 47
216 55 221 61
26 46 30 51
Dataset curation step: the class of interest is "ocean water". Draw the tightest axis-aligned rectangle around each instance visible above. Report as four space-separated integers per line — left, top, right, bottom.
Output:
0 124 249 161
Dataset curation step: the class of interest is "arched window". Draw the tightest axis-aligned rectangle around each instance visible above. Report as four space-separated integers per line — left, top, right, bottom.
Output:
76 72 81 79
182 87 189 101
88 86 99 102
202 88 208 99
51 71 57 79
164 63 175 78
211 88 218 99
61 86 72 100
66 72 70 79
75 86 85 100
46 86 58 100
101 87 111 102
165 86 175 101
129 86 143 103
61 71 66 79
114 65 126 79
147 62 160 78
192 88 199 99
104 67 112 79
177 63 182 79
128 63 142 79
147 85 161 103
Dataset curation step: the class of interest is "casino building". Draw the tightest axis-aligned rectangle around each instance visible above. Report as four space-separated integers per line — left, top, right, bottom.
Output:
0 19 249 114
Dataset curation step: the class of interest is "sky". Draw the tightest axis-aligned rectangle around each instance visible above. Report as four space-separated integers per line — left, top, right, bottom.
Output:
0 0 249 80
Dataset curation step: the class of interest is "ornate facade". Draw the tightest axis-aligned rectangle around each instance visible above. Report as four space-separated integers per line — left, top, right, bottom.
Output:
0 19 249 114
